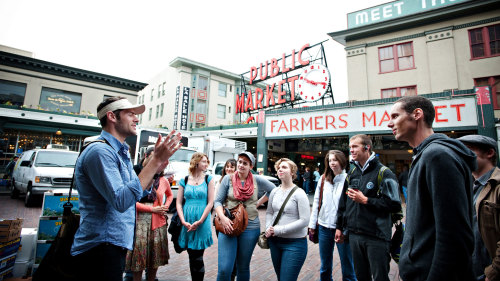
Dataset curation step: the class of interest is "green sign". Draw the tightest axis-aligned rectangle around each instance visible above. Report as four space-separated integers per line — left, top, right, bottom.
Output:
347 0 471 29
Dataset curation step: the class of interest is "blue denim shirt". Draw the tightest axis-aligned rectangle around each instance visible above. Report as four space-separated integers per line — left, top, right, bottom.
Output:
71 131 142 255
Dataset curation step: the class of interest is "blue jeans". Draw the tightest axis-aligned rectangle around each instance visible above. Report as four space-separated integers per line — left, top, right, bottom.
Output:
217 228 260 281
318 225 357 281
268 237 307 281
304 180 311 194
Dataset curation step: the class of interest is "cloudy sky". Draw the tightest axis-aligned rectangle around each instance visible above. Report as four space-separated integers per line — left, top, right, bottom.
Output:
0 0 389 102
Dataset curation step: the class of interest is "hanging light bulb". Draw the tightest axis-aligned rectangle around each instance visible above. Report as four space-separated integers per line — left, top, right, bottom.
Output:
56 129 62 135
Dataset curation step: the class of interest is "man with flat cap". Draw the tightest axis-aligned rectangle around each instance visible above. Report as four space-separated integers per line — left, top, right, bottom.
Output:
458 135 500 281
71 96 182 281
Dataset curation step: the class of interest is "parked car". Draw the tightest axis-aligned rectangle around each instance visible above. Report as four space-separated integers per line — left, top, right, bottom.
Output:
11 146 78 206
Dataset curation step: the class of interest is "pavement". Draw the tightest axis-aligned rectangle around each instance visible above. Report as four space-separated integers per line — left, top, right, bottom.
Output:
0 190 402 281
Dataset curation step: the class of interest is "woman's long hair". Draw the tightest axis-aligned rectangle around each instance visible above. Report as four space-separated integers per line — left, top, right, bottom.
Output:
323 150 347 183
221 159 236 178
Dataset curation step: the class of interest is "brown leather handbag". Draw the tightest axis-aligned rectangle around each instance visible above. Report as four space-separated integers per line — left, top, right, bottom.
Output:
214 203 248 237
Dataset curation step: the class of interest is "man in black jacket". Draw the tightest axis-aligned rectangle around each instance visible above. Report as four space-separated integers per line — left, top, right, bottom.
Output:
388 96 477 281
335 134 401 281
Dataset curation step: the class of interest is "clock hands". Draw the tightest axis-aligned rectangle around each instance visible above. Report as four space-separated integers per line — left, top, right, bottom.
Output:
304 78 327 86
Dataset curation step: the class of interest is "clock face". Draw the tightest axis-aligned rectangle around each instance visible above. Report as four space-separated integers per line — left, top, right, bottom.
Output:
297 64 331 102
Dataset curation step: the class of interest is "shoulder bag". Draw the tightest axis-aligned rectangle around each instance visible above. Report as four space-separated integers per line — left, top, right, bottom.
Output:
33 139 110 281
214 202 248 237
213 178 250 237
258 185 299 249
309 176 324 244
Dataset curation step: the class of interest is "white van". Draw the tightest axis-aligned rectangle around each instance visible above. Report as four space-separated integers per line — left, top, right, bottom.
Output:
11 148 79 206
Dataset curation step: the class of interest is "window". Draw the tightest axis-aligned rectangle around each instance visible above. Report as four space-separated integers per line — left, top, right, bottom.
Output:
0 79 26 107
160 103 164 117
217 104 226 119
155 105 159 119
218 83 227 97
469 24 500 59
148 108 152 121
162 82 166 96
196 100 207 115
379 42 414 73
199 76 208 91
40 87 82 114
475 76 500 109
139 114 142 123
381 86 417 98
158 85 161 98
151 89 154 101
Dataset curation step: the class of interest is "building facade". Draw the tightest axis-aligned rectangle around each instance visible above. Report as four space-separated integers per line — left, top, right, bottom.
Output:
0 45 146 168
137 57 261 130
329 0 500 115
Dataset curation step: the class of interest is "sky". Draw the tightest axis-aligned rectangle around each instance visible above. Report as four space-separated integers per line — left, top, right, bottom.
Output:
0 0 390 103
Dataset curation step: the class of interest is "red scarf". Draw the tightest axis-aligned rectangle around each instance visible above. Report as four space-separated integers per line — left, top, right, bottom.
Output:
231 172 254 201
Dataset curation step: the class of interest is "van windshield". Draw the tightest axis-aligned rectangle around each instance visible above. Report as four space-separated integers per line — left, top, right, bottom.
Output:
169 149 195 163
35 151 79 167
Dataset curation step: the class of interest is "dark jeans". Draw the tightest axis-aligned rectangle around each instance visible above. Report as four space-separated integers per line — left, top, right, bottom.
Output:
268 237 308 281
188 248 205 281
73 243 127 281
349 233 390 281
304 180 311 194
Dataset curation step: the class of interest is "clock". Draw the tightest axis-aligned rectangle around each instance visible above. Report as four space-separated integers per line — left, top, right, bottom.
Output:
297 64 330 102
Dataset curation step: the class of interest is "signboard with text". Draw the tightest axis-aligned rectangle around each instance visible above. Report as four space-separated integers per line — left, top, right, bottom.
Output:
265 97 477 138
347 0 470 28
173 86 180 129
180 87 190 130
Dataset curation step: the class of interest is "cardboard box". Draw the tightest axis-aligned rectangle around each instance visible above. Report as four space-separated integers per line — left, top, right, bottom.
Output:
12 260 32 278
0 238 21 259
17 229 36 263
0 230 21 244
41 191 79 216
0 220 23 233
0 253 17 272
0 265 13 281
37 218 62 241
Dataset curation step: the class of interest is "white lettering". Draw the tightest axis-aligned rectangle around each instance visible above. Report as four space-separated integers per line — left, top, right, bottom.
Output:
383 5 392 18
355 12 369 24
371 9 380 21
394 2 404 14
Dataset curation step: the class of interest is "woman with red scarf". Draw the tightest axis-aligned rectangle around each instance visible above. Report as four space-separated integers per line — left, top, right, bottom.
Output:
214 152 276 281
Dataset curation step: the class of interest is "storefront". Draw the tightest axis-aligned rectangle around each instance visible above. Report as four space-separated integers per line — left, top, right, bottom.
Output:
255 90 495 177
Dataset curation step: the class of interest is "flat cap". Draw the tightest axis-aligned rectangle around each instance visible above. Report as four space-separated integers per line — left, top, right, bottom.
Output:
238 151 256 166
457 135 497 152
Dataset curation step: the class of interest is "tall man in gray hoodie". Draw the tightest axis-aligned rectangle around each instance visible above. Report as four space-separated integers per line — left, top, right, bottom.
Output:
388 96 477 281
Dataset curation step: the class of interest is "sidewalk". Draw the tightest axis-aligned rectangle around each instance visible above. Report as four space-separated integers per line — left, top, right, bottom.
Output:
0 194 402 281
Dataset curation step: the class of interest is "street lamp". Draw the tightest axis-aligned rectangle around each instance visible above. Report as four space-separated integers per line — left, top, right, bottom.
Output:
56 129 62 136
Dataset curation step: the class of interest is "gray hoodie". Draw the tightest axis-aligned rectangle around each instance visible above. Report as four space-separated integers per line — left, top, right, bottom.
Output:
399 133 477 281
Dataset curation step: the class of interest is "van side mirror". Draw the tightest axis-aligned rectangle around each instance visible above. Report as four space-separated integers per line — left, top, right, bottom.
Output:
20 160 31 167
